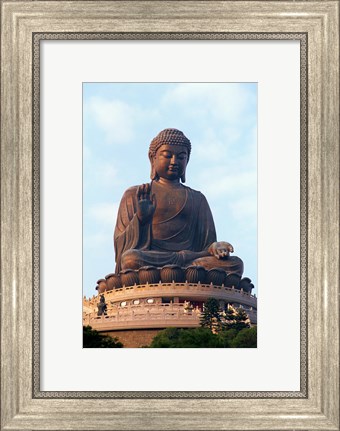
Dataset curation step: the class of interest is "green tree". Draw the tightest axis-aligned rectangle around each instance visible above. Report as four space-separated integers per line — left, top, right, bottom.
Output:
149 327 228 348
231 326 257 348
148 327 180 348
175 328 225 348
217 328 238 347
148 326 256 348
200 298 222 332
83 325 123 348
224 306 250 332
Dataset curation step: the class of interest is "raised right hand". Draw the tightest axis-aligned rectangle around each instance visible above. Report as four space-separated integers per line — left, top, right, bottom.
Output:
136 183 155 224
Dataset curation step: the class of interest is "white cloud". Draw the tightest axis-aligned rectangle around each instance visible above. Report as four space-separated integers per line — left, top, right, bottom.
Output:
194 128 231 163
85 96 160 146
228 195 257 222
162 83 256 124
83 231 108 249
85 97 136 144
198 168 257 199
98 163 119 185
193 125 256 166
83 160 125 195
87 201 119 226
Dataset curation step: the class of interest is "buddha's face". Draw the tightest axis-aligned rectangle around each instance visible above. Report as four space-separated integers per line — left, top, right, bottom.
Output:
153 144 189 181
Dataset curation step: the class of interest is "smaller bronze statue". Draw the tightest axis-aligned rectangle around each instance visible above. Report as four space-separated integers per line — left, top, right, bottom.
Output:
113 128 244 276
97 294 107 316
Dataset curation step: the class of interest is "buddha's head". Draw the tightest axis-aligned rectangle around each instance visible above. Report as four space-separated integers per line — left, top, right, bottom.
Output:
148 128 191 183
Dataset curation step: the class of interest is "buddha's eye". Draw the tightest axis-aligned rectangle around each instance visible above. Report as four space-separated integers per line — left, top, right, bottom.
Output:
159 150 188 160
160 151 172 158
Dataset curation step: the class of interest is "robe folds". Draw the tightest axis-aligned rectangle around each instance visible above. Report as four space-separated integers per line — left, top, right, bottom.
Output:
114 184 217 273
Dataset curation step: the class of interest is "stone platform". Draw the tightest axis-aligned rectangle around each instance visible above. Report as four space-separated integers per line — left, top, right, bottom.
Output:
83 281 257 338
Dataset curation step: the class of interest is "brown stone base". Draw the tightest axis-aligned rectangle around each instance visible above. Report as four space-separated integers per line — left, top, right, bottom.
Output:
101 328 163 348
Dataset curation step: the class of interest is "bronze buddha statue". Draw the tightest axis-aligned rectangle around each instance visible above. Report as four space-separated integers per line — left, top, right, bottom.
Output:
114 128 244 276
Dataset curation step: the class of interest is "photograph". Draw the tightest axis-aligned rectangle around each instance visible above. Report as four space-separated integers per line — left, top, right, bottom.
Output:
82 83 257 348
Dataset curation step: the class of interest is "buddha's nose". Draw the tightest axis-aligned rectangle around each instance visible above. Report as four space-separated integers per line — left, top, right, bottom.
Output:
170 155 178 164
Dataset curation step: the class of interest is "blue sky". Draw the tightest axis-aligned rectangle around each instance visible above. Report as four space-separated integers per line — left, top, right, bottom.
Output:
83 83 257 298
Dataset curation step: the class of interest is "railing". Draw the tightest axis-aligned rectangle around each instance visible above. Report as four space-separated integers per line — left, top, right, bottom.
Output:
83 302 257 331
83 302 201 330
83 281 257 309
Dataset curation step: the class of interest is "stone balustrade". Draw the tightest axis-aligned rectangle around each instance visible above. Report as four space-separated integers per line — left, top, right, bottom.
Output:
83 281 257 310
83 301 257 331
84 302 201 330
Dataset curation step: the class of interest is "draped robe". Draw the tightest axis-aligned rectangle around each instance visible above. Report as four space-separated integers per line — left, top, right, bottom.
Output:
114 184 217 273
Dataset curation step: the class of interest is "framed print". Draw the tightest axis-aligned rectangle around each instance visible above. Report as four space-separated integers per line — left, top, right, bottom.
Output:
1 1 339 430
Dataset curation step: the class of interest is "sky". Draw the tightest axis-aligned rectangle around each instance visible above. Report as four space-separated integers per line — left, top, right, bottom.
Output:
83 83 257 298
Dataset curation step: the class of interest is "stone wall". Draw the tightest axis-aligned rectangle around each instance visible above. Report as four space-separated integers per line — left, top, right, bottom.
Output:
101 328 163 348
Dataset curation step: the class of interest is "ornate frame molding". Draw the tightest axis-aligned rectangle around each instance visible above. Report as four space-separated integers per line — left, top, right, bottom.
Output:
1 2 338 430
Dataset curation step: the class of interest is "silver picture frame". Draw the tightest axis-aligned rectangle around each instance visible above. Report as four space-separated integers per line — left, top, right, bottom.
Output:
1 1 339 430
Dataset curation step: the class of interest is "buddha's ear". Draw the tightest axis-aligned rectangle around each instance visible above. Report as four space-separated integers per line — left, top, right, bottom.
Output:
149 151 159 181
150 166 159 181
181 151 189 182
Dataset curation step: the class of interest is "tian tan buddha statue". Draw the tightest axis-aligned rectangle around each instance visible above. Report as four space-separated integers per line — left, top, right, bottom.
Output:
113 128 244 278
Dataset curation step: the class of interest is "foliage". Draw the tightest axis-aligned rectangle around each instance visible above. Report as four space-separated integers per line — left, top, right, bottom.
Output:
83 325 123 348
148 327 179 348
148 298 256 348
200 298 250 333
200 298 222 332
148 326 257 348
231 326 257 348
224 306 250 332
149 327 226 348
216 328 239 347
